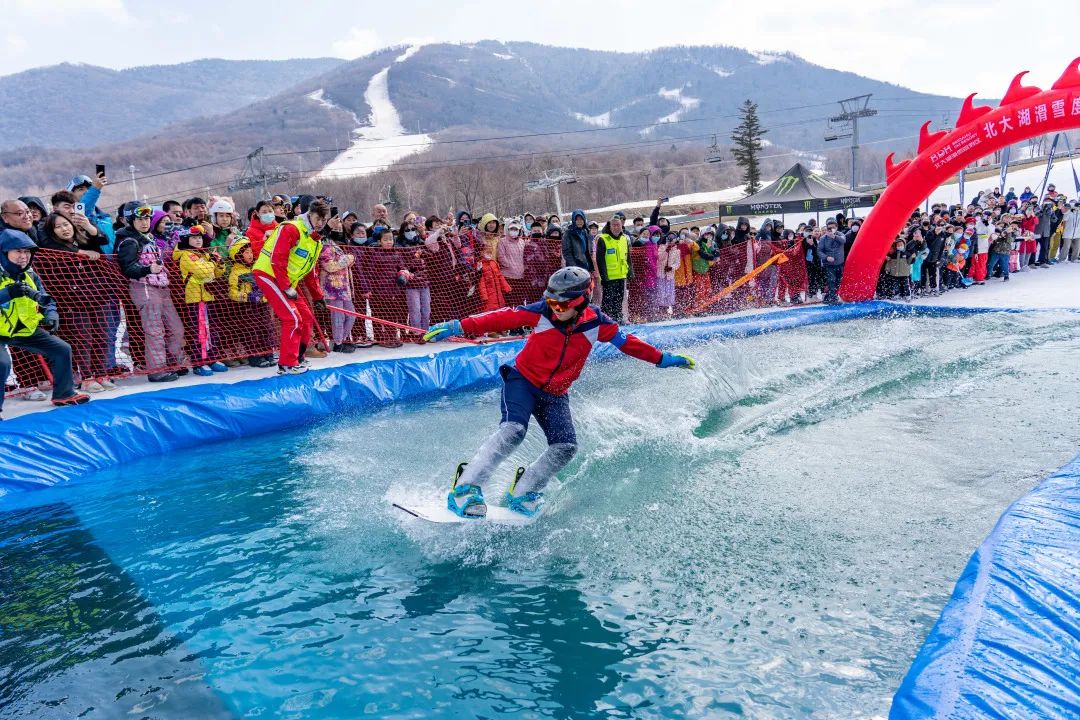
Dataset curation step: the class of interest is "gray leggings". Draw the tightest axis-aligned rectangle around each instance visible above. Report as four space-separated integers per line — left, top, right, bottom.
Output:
406 287 431 330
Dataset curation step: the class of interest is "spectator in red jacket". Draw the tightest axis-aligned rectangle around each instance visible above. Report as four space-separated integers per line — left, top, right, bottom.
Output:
252 199 330 375
245 199 279 256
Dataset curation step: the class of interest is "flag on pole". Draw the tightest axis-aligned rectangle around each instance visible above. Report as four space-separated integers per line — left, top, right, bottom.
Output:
1037 134 1060 201
958 168 965 206
1062 134 1080 195
999 146 1011 193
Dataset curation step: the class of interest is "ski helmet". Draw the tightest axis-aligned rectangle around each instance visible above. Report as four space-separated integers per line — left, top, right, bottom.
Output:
543 266 593 304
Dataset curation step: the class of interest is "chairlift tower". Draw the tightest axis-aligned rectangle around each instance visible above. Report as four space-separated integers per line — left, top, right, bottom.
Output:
525 167 579 218
228 147 290 199
824 94 877 190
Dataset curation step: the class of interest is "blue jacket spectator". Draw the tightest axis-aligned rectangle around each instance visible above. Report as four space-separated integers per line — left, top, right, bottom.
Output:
68 175 116 252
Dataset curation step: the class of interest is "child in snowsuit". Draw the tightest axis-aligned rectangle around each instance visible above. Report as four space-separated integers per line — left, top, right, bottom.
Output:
174 225 228 375
228 237 276 367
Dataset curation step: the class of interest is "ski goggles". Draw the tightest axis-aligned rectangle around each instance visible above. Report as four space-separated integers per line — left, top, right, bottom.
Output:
132 205 153 218
545 294 587 313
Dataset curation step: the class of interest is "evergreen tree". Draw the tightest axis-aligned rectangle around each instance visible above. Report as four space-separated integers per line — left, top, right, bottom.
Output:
385 183 403 209
730 99 767 194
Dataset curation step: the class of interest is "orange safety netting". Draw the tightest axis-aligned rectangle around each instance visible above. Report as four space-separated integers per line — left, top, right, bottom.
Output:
4 236 808 396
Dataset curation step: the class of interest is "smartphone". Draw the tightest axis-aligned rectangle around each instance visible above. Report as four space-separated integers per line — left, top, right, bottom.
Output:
74 202 86 215
331 206 339 218
95 164 106 177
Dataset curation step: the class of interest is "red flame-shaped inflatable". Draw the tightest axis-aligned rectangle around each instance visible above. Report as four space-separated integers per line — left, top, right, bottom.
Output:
840 58 1080 301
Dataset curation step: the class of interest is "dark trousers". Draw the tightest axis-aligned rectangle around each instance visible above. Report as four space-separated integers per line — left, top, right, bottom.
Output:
0 329 77 412
921 261 940 290
600 279 626 321
987 252 1010 280
1038 236 1050 264
823 265 843 303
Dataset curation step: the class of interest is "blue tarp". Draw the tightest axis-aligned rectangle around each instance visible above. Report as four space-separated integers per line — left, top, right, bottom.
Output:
0 300 1077 718
890 457 1080 719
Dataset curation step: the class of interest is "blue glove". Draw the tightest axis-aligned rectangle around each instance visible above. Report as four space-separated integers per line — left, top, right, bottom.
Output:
657 352 696 370
423 320 463 342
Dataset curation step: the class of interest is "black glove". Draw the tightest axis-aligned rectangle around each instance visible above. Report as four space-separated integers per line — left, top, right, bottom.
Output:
33 291 54 308
312 298 327 312
6 283 26 299
39 312 59 333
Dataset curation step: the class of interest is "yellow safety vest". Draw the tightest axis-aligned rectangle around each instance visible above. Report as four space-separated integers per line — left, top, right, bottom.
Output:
598 232 629 281
0 272 41 338
253 218 322 288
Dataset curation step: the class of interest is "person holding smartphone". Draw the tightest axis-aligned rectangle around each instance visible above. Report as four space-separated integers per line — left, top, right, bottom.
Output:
66 169 115 252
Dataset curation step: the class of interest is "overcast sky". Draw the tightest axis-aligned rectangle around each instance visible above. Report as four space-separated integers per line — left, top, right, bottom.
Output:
3 0 1078 97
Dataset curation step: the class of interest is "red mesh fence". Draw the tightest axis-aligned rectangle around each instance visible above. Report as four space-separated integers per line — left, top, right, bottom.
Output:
4 235 807 396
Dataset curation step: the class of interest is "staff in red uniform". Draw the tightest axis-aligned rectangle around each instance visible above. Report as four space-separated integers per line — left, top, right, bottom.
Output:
252 198 330 375
424 266 696 518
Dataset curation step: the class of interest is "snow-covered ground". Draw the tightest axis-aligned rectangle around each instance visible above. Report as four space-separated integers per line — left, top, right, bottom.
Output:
315 46 433 179
914 257 1080 310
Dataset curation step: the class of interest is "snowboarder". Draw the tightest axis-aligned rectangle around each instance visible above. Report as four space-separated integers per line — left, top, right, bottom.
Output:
423 266 695 518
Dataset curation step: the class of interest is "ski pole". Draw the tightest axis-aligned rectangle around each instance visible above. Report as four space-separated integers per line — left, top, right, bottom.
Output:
325 304 518 345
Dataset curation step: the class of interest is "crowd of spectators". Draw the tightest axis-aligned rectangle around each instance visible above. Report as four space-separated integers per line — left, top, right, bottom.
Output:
870 183 1080 298
0 169 1073 417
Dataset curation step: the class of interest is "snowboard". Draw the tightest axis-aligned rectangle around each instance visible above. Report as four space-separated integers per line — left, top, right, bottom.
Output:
391 498 538 525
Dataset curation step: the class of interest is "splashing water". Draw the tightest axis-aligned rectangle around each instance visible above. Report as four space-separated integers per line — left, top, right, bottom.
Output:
2 312 1079 719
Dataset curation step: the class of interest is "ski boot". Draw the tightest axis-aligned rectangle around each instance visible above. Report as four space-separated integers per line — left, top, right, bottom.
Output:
505 466 544 518
447 462 487 518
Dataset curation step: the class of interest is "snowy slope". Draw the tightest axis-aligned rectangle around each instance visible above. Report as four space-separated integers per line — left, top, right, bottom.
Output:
316 46 433 179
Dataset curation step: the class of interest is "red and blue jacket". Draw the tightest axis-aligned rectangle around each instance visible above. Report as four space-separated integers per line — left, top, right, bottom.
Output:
460 301 663 396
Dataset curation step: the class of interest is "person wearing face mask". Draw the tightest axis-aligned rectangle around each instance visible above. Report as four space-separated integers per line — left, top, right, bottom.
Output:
348 222 369 246
561 209 594 276
498 221 529 306
252 199 331 375
246 200 279 256
422 266 694 519
398 218 423 247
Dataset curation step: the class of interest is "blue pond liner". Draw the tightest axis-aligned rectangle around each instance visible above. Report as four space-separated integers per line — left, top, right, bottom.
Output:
1 299 1077 718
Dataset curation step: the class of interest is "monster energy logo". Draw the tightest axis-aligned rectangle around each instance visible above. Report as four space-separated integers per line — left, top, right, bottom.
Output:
774 175 799 195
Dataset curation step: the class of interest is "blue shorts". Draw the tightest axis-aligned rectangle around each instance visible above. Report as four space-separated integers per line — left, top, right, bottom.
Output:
500 366 577 445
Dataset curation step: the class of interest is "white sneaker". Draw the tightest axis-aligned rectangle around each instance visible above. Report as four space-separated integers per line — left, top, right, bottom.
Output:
24 389 47 401
81 380 106 393
277 364 309 376
100 379 119 391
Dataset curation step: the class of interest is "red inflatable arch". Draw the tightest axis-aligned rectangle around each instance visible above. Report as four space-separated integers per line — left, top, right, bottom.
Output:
840 58 1080 301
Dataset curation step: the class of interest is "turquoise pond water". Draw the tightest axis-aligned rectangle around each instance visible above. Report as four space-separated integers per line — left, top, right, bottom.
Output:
2 312 1080 719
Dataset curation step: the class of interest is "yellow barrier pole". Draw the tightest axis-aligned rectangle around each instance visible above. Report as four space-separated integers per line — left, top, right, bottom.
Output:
691 252 789 315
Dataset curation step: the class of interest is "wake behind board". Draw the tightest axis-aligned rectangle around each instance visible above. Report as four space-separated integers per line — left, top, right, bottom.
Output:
392 499 538 526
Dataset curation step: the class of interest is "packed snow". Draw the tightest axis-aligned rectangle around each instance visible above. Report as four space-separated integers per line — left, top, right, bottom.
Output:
317 47 433 179
750 50 788 66
915 259 1080 310
641 85 701 136
572 111 612 128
